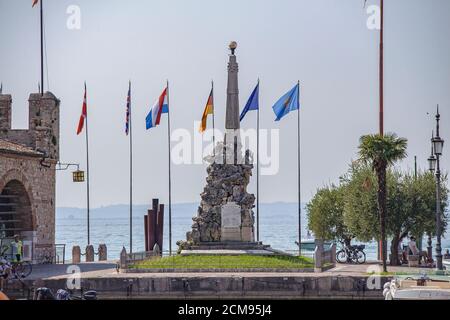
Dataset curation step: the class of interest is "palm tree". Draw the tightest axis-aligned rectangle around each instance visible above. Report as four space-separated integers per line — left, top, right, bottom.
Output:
358 133 408 272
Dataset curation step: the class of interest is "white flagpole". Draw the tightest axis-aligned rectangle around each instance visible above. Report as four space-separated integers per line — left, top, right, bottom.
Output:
166 81 173 256
212 80 216 157
256 79 260 243
129 81 133 253
297 81 302 256
85 82 91 245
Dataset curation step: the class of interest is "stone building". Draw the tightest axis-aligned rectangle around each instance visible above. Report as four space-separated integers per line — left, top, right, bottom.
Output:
0 92 59 263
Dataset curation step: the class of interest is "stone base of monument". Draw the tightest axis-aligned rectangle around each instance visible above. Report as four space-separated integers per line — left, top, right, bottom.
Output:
180 242 291 256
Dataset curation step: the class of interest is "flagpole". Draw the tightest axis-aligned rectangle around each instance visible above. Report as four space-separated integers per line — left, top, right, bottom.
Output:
256 79 260 243
378 0 385 262
379 0 384 136
212 80 216 157
166 80 173 256
297 81 302 256
85 82 91 245
129 81 133 253
40 0 44 95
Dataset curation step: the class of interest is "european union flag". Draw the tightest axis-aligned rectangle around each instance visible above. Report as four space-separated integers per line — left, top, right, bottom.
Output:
272 83 300 121
240 82 259 122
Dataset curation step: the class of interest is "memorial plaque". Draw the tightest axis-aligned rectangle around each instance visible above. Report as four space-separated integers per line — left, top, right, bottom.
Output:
221 202 242 241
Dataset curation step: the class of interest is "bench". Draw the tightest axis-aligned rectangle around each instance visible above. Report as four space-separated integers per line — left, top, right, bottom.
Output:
408 255 420 267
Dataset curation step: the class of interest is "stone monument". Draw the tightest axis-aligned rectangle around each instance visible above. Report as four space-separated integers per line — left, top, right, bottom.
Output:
178 43 273 254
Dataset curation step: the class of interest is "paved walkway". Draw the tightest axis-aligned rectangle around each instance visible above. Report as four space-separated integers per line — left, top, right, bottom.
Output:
24 261 442 281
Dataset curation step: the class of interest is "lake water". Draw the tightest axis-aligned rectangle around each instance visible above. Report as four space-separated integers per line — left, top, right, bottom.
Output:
56 203 450 262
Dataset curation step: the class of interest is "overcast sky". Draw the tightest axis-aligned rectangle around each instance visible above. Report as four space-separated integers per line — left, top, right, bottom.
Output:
0 0 449 209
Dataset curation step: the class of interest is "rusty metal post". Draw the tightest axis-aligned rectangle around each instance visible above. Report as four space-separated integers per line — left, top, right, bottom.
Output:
144 214 149 252
147 209 156 251
156 204 165 254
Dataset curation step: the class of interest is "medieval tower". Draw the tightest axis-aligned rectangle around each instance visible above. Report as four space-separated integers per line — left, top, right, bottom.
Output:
0 91 60 262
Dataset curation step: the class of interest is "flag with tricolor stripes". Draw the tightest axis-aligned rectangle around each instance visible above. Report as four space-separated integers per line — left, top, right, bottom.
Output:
77 83 87 135
199 88 214 133
146 87 168 130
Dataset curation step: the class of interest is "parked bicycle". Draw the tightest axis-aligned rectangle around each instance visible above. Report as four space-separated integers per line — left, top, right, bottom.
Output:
34 288 97 301
336 241 367 264
0 247 33 279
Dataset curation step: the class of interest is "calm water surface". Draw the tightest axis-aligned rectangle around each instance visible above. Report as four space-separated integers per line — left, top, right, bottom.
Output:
56 203 449 262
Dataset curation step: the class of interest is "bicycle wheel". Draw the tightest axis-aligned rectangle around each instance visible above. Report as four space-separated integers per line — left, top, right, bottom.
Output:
353 251 366 264
15 261 32 278
336 250 347 263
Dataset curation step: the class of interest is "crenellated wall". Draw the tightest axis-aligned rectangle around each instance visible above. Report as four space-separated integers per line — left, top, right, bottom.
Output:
0 91 60 263
0 92 60 161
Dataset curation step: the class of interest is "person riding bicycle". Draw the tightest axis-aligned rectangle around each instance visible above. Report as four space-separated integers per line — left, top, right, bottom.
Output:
10 235 23 263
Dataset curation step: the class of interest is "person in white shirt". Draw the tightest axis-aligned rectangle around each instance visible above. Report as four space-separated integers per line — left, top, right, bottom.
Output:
408 236 429 264
398 241 407 264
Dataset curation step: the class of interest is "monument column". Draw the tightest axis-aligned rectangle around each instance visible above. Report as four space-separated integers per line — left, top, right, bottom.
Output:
224 42 242 165
225 42 240 131
181 42 257 249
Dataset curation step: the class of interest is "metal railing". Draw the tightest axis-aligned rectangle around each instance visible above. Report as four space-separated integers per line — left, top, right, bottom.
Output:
54 244 66 264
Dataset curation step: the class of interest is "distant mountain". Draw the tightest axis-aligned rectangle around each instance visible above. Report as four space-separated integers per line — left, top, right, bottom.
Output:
56 202 308 220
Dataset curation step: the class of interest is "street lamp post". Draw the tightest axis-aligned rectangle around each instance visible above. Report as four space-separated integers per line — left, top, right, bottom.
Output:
429 106 445 271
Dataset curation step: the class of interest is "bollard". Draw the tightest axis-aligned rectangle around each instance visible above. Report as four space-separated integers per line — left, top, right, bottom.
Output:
98 244 108 261
120 247 128 269
72 246 81 264
314 239 324 272
85 245 95 262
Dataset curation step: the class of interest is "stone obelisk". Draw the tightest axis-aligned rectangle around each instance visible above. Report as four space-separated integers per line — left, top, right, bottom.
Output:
179 42 257 249
224 41 243 165
225 42 240 131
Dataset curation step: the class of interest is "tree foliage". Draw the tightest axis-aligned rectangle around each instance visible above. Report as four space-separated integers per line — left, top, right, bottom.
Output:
307 161 449 266
357 133 408 271
307 184 350 242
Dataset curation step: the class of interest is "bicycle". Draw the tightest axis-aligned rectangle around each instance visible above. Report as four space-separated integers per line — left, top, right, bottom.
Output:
336 241 367 264
0 249 33 280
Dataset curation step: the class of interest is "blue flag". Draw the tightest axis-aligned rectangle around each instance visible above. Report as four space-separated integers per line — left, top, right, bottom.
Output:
240 82 260 122
272 83 300 121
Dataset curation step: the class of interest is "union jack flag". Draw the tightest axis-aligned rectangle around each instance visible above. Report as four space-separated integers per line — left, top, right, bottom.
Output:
125 81 131 135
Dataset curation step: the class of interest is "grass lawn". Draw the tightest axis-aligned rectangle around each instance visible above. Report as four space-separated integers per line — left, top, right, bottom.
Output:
131 255 314 270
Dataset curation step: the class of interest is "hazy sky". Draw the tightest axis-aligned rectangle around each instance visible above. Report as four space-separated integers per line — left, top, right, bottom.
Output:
0 0 449 209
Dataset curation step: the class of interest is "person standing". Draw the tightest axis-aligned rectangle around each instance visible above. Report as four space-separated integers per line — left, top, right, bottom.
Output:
10 235 23 263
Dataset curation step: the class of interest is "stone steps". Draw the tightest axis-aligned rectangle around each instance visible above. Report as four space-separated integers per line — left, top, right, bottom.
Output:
188 242 271 251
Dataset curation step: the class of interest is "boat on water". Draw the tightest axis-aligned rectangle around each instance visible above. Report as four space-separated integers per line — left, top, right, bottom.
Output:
384 274 450 300
296 239 332 251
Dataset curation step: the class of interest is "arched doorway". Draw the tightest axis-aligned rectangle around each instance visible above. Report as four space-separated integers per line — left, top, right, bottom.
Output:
0 180 33 239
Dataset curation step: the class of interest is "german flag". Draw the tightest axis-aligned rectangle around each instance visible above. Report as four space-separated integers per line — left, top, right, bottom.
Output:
199 88 214 133
32 0 39 7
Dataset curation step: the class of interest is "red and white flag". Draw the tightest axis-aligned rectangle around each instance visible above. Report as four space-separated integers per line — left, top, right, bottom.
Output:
32 0 39 8
77 83 87 135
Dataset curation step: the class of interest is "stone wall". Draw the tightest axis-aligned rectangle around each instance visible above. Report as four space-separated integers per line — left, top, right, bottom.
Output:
0 153 56 262
0 92 60 161
0 92 59 263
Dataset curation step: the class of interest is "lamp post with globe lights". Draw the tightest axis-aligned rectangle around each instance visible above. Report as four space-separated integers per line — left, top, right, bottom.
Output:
428 106 445 271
